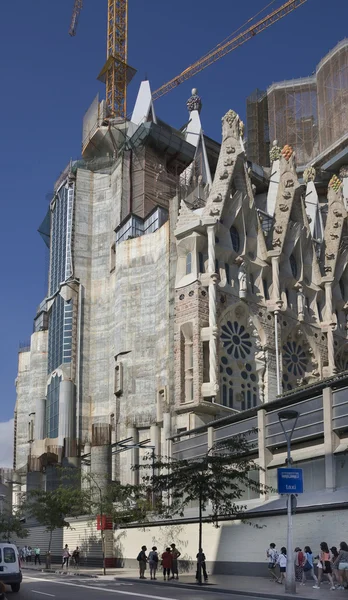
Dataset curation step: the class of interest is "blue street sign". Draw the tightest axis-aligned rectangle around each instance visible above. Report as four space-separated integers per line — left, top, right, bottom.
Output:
277 468 303 494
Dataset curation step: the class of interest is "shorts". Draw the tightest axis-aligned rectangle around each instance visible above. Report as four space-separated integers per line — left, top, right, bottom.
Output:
280 567 286 573
339 563 348 571
323 561 332 574
268 563 276 569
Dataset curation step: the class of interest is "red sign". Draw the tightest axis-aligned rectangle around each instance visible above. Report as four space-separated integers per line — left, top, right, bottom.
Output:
96 515 113 530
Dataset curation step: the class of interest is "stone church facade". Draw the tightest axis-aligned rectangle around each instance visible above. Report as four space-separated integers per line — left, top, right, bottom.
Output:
13 65 348 495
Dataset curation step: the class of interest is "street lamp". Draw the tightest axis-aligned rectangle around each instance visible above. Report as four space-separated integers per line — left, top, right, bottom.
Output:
278 409 299 595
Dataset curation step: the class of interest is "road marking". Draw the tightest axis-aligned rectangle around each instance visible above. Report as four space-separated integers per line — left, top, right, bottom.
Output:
25 576 180 600
31 592 55 597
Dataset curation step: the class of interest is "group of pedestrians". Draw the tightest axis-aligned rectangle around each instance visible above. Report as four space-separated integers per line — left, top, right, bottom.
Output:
137 543 181 580
62 545 80 569
267 541 348 589
20 546 41 565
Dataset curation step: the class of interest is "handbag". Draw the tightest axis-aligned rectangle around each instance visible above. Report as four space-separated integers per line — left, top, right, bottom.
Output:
303 561 312 572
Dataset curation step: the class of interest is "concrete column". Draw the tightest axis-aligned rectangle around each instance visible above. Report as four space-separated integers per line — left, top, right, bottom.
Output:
207 426 214 452
207 225 218 394
271 256 280 302
34 397 46 440
82 443 91 489
257 409 272 498
58 380 75 445
323 386 339 491
111 430 117 482
163 412 171 458
127 427 139 486
325 282 336 374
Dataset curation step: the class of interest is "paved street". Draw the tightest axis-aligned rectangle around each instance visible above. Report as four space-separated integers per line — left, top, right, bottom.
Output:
4 573 268 600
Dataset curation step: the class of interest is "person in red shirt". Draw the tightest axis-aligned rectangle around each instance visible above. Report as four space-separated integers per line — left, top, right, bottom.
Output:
161 547 173 581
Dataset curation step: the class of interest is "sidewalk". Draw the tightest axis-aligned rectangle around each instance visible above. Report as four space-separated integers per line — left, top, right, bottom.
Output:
21 565 348 599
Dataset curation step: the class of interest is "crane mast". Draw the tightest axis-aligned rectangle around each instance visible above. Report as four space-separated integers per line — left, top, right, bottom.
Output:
69 0 83 37
153 0 307 100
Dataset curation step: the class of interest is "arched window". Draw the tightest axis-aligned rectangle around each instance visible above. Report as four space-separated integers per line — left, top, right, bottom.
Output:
186 252 192 275
225 263 230 285
220 317 260 410
230 226 240 252
290 254 297 278
263 279 269 300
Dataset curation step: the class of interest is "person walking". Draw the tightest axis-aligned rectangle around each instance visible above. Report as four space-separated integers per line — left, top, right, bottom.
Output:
196 548 208 582
294 547 306 583
34 546 41 565
276 547 287 584
137 545 147 579
333 541 348 589
170 543 181 580
161 547 172 581
302 546 318 585
266 543 279 582
62 544 70 570
72 547 80 569
148 546 159 580
313 541 335 590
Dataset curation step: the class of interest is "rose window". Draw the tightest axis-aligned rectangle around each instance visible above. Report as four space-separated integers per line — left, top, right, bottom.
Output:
282 341 308 377
221 320 252 359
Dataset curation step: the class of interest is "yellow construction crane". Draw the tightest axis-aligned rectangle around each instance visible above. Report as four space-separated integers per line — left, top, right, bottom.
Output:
69 0 307 117
69 0 135 119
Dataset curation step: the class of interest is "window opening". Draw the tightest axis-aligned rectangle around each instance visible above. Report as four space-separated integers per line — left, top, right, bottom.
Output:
230 226 240 252
186 253 192 275
290 254 297 278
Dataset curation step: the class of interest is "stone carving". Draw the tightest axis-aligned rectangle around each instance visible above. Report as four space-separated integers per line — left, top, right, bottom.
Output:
281 144 293 161
213 193 222 203
329 174 342 192
272 238 282 248
210 207 220 216
333 209 343 217
339 165 348 179
326 253 335 260
220 170 229 180
274 225 283 234
238 263 247 299
285 179 294 188
224 109 238 128
239 120 245 138
224 158 234 167
331 233 339 239
279 204 289 212
269 140 281 163
283 191 291 200
226 146 236 154
324 265 332 273
188 290 194 297
303 166 316 183
333 222 341 228
186 88 202 113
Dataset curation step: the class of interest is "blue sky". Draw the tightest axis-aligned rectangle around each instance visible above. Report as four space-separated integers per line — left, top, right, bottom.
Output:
0 0 347 460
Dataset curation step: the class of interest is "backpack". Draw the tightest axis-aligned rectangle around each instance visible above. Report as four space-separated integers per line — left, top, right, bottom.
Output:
137 552 143 561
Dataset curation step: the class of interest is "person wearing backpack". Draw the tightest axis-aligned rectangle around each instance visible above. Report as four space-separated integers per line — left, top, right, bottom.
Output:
148 546 159 580
294 547 306 582
302 546 318 585
276 547 287 584
137 545 147 579
266 543 278 582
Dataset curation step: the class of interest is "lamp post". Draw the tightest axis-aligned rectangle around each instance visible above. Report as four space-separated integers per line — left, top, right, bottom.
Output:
278 409 299 595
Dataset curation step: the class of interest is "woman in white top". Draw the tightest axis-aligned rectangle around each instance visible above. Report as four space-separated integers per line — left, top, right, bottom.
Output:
277 547 287 584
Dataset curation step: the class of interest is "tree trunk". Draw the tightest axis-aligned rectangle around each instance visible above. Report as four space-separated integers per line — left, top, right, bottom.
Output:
197 486 203 585
48 530 53 552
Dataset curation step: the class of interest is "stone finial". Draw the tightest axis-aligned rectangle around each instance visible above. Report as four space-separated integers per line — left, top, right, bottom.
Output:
239 119 245 138
303 166 316 184
222 109 241 141
269 140 281 163
186 88 202 113
329 174 342 192
339 165 348 179
223 109 238 128
281 144 293 161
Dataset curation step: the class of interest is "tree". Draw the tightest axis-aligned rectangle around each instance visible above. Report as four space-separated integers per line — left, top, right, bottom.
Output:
26 485 88 554
83 472 149 575
138 432 269 584
0 498 28 541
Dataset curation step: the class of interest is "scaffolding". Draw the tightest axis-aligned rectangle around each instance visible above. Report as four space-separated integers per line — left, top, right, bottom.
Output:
267 76 319 167
246 89 270 167
317 40 348 153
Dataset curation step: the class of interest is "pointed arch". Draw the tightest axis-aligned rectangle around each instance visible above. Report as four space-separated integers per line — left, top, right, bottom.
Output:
219 304 265 410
